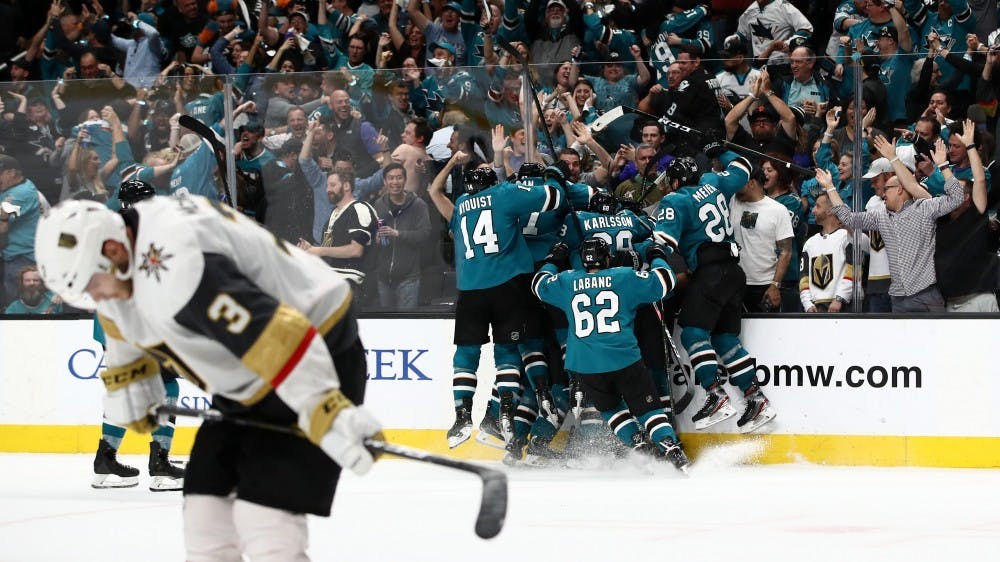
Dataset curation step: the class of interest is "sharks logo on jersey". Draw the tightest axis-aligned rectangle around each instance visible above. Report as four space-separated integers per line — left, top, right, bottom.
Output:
750 19 775 40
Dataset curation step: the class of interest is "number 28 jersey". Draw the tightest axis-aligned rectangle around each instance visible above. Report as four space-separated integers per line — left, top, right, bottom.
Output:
450 181 563 291
653 152 751 271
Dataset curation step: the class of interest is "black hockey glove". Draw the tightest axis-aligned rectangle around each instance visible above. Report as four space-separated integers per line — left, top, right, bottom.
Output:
544 242 571 271
645 243 669 264
703 141 727 159
617 198 646 216
611 249 642 270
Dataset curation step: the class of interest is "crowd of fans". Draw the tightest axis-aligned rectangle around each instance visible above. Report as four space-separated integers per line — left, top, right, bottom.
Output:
0 0 998 314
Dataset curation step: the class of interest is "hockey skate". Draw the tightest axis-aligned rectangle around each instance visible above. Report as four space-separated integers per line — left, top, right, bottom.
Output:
501 435 526 466
474 410 505 449
498 392 515 443
92 439 139 489
659 439 691 475
691 383 737 429
736 385 776 433
148 442 185 492
630 436 658 458
522 435 564 467
536 388 562 428
446 398 474 448
569 377 585 420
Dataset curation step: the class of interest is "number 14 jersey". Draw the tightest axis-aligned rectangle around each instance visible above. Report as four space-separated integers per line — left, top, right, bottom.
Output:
450 181 563 291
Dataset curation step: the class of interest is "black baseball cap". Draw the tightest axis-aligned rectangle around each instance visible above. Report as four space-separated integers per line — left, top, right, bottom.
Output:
720 38 748 58
878 26 898 42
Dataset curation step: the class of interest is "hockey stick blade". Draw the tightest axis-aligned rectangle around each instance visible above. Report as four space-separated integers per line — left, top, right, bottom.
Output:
589 106 627 134
153 405 508 539
177 115 226 152
365 439 508 539
177 115 231 198
673 385 694 414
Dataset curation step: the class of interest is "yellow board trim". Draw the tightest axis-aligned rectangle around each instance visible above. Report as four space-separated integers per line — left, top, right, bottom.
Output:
241 304 313 384
2 427 1000 467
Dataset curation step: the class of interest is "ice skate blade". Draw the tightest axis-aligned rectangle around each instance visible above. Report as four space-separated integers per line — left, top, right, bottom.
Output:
501 453 522 467
693 403 737 430
447 426 473 449
738 407 776 434
91 474 139 489
149 476 183 492
475 431 506 450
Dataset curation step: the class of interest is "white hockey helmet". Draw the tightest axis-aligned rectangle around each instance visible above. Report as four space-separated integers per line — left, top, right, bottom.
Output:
34 200 134 309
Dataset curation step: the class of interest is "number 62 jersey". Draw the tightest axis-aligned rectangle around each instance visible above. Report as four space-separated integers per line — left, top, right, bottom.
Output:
532 260 675 375
653 152 751 271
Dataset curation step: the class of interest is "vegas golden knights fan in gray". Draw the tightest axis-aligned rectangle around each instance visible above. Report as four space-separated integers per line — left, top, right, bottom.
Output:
34 196 382 561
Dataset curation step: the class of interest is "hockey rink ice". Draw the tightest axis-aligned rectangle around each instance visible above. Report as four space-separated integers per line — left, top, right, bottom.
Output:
2 444 1000 562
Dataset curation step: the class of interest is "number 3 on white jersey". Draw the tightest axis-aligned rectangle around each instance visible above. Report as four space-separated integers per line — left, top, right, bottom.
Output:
460 210 500 259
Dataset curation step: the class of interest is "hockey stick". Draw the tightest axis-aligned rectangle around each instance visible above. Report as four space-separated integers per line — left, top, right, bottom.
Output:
494 37 586 242
588 106 627 134
591 106 816 178
153 404 508 539
652 303 694 414
663 325 694 414
178 115 233 204
627 106 817 178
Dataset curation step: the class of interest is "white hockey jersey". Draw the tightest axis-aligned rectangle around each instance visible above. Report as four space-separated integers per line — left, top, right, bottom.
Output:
864 195 891 293
799 228 866 309
736 0 813 66
97 195 355 434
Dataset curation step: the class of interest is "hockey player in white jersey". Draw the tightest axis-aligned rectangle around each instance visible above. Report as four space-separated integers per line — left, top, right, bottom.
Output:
34 195 382 561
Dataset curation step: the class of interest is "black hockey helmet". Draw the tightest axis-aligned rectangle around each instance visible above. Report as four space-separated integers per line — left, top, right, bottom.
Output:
463 167 498 195
589 190 616 215
118 178 156 210
517 162 545 180
580 237 611 270
667 156 699 186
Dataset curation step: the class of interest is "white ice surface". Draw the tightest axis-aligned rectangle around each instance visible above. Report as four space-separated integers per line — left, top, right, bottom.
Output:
2 446 1000 562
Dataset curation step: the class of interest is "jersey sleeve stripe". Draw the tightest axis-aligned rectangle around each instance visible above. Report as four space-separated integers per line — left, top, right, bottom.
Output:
731 157 752 177
543 185 561 212
653 231 679 250
242 304 317 387
652 267 675 297
270 325 318 390
97 314 125 341
531 270 553 298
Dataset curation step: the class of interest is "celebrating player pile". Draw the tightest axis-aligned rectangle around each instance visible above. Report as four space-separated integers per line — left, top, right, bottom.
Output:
430 147 777 471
